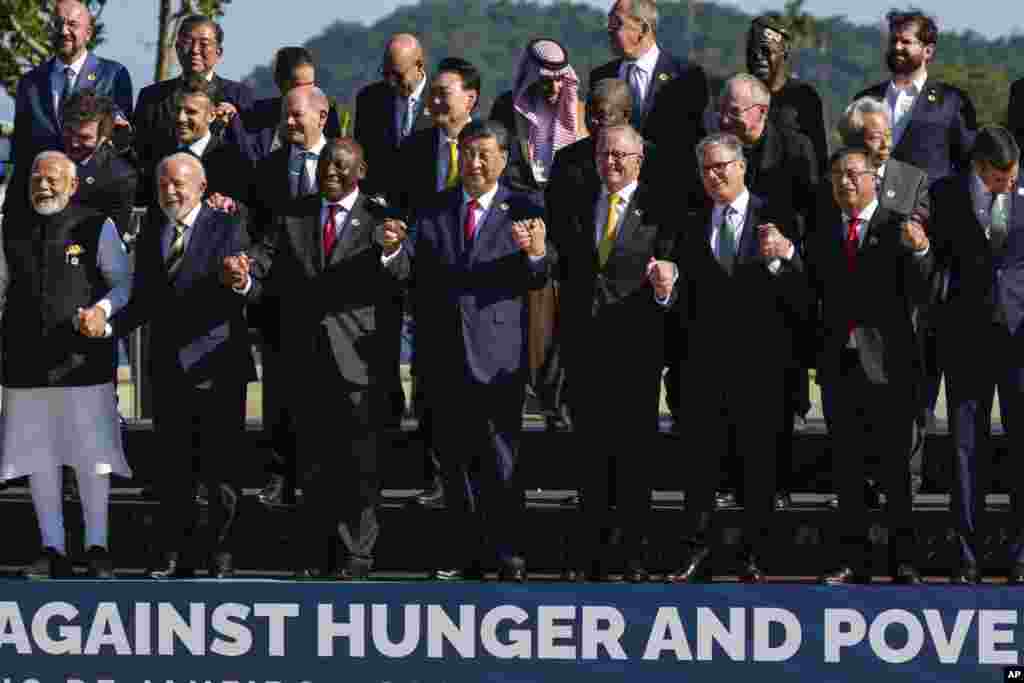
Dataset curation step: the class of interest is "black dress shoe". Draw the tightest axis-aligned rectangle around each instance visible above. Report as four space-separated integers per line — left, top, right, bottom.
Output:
715 491 737 509
951 564 980 585
336 557 373 581
258 474 285 505
667 547 711 583
432 567 485 581
86 546 115 579
820 566 870 585
416 477 445 507
625 567 650 583
208 552 234 579
498 556 527 583
893 563 922 585
561 568 587 582
148 553 195 579
22 547 73 579
292 568 318 580
740 560 766 583
1010 564 1024 585
864 479 882 510
774 491 792 511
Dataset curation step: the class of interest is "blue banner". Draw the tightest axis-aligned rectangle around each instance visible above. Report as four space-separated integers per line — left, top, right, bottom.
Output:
0 580 1020 682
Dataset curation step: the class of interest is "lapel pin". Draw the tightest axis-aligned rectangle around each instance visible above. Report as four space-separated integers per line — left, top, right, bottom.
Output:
86 73 96 82
634 208 642 216
85 176 95 184
868 235 879 246
499 202 509 211
350 218 360 227
885 189 895 198
1018 188 1024 196
658 73 670 82
70 257 79 266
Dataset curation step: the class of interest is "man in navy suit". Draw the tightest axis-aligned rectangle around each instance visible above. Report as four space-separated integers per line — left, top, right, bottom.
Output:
931 127 1024 585
4 0 132 218
412 120 553 582
1010 78 1024 153
590 0 708 209
111 153 255 579
239 46 343 162
855 10 976 187
133 15 253 203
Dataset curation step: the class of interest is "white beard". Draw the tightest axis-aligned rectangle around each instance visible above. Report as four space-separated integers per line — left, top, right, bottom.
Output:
32 195 69 216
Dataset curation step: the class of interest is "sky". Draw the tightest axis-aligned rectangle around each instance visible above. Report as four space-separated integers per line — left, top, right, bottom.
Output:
1 0 1021 123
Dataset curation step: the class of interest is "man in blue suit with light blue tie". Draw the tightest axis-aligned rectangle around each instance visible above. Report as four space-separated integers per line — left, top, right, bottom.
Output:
4 0 132 218
932 126 1024 585
412 120 553 582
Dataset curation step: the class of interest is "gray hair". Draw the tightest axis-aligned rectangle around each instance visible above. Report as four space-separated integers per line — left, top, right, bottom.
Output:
695 132 746 170
32 150 76 177
838 97 890 147
722 73 771 107
157 152 208 184
589 77 631 108
598 123 644 152
628 0 659 34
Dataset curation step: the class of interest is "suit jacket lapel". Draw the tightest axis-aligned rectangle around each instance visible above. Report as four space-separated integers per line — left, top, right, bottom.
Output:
737 197 761 264
328 195 370 265
175 206 212 287
77 53 100 97
514 113 533 181
469 186 510 264
644 52 674 115
39 62 60 127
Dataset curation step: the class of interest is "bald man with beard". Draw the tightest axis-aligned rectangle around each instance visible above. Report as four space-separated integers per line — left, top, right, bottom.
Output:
354 33 433 199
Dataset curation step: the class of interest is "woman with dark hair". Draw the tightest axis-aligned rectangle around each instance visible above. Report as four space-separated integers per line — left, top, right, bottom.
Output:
490 38 587 197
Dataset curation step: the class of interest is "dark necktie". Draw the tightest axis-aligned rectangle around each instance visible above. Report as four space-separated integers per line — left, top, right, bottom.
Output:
323 204 341 257
291 150 317 198
59 66 74 124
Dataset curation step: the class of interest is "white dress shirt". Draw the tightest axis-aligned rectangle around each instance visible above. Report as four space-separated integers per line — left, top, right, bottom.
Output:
618 44 660 114
886 73 927 147
970 172 1012 237
462 183 500 232
321 188 360 243
594 180 639 245
709 188 751 260
396 75 428 141
290 134 328 193
51 51 89 115
185 130 212 158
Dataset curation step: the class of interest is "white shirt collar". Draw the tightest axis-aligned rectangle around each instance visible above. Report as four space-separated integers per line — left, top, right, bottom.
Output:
843 197 879 224
293 134 327 157
627 43 660 74
716 187 750 218
187 131 212 157
438 118 471 145
603 179 639 205
463 183 500 210
888 72 927 96
54 50 89 76
179 201 203 229
323 188 360 213
408 74 427 104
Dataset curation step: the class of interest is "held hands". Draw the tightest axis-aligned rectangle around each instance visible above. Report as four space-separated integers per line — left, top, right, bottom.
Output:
377 219 408 256
647 257 676 300
222 253 250 290
214 102 238 123
207 192 240 215
512 218 546 258
900 216 929 252
76 305 107 338
758 223 793 261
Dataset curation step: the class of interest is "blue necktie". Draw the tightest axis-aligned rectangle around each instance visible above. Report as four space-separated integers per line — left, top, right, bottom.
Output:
290 151 317 198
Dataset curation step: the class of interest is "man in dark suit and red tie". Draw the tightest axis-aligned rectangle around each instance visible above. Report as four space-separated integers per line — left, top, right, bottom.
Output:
662 133 809 584
412 120 553 582
930 126 1024 585
223 139 411 579
553 123 675 583
806 147 935 585
111 153 255 579
4 0 133 218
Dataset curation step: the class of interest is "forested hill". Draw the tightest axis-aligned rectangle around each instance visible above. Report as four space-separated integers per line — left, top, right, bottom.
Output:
241 0 1024 135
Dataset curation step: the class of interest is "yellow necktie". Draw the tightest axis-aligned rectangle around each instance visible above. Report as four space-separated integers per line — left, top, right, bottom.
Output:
445 140 459 189
598 194 620 267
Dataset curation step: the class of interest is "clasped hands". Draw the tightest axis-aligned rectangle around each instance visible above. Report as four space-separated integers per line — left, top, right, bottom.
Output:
75 305 107 338
222 253 250 290
758 223 793 261
511 218 546 258
900 215 929 252
377 219 408 255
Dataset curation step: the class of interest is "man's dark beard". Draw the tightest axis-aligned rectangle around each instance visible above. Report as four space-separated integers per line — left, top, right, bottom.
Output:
886 49 923 75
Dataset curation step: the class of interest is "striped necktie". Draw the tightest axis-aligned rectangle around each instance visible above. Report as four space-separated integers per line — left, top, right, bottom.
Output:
166 221 188 279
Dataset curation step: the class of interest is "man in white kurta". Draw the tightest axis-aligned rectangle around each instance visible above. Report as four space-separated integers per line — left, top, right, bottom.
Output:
0 151 132 578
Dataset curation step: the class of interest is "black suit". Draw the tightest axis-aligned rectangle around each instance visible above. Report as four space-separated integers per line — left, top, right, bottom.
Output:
669 194 809 567
133 74 254 202
553 182 675 572
804 200 934 575
71 143 139 239
245 192 411 572
112 206 255 568
769 79 829 178
354 79 433 199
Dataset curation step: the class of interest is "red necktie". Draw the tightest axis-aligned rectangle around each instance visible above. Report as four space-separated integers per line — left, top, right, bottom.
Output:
464 198 479 242
845 211 860 335
323 204 339 256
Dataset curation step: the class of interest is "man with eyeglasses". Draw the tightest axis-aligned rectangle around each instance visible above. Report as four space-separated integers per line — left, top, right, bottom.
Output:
929 126 1024 585
660 133 808 584
591 0 708 208
355 34 432 199
4 0 133 219
551 123 675 582
805 147 934 585
855 10 976 187
133 15 254 204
